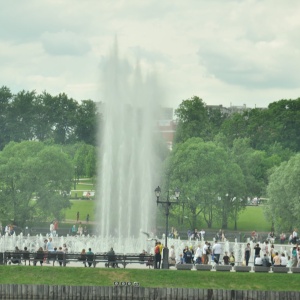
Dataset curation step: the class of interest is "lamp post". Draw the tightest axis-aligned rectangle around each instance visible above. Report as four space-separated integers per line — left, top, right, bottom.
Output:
155 185 180 269
74 166 77 190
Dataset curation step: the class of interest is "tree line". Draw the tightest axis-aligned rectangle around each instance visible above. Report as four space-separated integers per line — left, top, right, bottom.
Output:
164 96 300 232
1 86 299 233
0 86 100 150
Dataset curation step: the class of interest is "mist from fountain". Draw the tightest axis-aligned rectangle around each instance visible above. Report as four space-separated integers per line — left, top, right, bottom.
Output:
96 42 163 241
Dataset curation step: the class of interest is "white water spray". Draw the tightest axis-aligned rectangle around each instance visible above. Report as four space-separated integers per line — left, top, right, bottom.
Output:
96 42 163 238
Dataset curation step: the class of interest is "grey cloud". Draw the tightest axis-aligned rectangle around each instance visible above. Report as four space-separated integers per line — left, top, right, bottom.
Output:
198 44 300 89
41 31 91 56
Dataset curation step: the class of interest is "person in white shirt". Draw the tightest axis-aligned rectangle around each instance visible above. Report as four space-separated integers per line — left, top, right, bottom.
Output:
292 229 298 244
280 253 287 266
212 241 222 264
50 222 55 237
195 245 203 264
254 255 263 266
202 242 209 264
200 229 205 241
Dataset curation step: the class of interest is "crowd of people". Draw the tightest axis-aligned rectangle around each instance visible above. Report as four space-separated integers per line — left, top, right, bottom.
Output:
151 228 300 269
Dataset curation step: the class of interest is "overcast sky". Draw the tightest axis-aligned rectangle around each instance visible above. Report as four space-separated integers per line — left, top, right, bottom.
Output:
1 0 300 111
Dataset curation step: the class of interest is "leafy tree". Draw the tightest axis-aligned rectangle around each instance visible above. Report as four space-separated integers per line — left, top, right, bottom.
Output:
0 86 13 150
0 141 73 226
74 143 97 178
266 153 300 233
75 100 99 146
166 138 245 229
32 91 55 142
174 96 209 144
220 112 249 147
49 93 78 144
6 90 36 142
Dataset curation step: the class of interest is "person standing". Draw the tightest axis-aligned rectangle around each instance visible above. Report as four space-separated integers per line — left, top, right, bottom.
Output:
223 252 230 265
200 229 205 241
229 252 235 266
49 221 55 237
46 237 54 264
77 223 83 236
169 245 176 266
86 214 90 223
280 232 286 244
244 243 251 266
202 242 209 264
154 242 161 269
76 211 80 222
254 243 261 264
212 241 222 264
195 244 203 264
184 247 193 264
292 228 298 244
53 220 58 236
71 224 77 236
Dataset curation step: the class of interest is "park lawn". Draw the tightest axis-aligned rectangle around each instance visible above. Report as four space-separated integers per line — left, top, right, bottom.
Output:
0 266 299 291
78 178 95 185
74 183 95 190
230 206 272 232
64 200 95 222
66 201 271 231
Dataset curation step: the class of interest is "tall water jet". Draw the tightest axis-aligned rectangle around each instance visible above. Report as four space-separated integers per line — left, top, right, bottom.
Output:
96 42 163 239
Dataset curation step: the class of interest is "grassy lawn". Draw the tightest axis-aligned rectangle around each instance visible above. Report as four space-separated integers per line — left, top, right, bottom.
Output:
0 266 299 291
228 206 271 232
64 200 95 222
64 201 271 232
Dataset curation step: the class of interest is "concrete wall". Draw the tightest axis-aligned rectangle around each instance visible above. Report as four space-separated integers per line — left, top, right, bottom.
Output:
0 284 300 300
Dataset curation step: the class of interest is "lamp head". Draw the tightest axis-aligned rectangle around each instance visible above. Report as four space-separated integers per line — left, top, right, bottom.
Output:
154 186 161 198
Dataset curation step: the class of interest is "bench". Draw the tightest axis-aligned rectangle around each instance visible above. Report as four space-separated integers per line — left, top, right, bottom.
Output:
234 266 251 272
62 253 96 267
253 266 271 272
176 264 194 270
64 253 154 268
4 251 47 266
82 191 95 200
291 267 300 273
121 253 154 269
215 265 233 272
195 264 212 271
3 251 154 269
272 266 289 273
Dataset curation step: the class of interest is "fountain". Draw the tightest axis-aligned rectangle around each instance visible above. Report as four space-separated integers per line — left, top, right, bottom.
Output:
96 41 163 239
0 232 293 267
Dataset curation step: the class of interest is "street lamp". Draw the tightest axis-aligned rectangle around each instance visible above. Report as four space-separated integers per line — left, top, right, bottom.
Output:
74 166 77 190
155 185 180 269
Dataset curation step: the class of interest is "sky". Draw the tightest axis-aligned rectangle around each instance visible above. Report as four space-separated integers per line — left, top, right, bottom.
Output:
1 0 300 111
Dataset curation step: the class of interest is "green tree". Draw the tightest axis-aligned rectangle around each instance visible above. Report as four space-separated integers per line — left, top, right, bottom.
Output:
5 90 36 143
75 100 99 146
166 138 245 229
74 143 97 178
0 141 73 226
174 96 209 144
266 153 300 233
0 86 13 150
